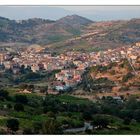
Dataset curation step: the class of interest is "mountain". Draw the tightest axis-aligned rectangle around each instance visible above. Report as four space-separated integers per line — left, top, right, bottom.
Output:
85 18 140 49
56 14 93 26
0 15 140 53
47 18 140 53
0 15 93 44
31 15 93 44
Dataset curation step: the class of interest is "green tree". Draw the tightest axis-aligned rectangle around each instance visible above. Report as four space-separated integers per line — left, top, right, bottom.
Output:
122 72 134 83
123 117 131 125
82 111 93 120
15 94 28 104
0 89 9 100
41 118 61 134
126 96 139 110
92 115 109 129
14 103 24 112
47 111 56 119
7 103 12 109
33 121 42 134
7 119 19 134
133 109 140 122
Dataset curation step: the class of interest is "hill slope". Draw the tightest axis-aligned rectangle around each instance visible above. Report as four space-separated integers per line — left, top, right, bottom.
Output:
47 19 140 53
0 15 93 44
0 16 140 52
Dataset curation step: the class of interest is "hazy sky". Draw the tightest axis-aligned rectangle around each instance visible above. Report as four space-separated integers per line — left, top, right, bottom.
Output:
0 6 140 21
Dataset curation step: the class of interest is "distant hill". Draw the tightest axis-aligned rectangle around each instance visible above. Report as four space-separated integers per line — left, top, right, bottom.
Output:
0 15 93 44
56 15 93 26
47 19 140 53
0 15 140 52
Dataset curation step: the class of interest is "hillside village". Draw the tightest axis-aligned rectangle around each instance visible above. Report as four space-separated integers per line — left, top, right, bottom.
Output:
0 42 139 96
0 41 140 135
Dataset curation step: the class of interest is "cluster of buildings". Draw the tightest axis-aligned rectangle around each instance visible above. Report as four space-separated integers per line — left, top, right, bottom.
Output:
0 43 139 92
55 69 82 91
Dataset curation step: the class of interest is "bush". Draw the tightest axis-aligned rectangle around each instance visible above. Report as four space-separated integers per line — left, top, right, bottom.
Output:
92 115 110 129
47 111 56 119
15 94 28 104
41 118 61 134
33 121 42 134
7 119 19 133
119 86 129 91
7 103 12 109
133 109 140 122
0 89 9 100
14 103 24 112
122 72 134 83
82 111 93 120
123 118 131 125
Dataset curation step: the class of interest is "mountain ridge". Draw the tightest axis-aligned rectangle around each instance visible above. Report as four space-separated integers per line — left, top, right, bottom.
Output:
0 15 140 53
0 15 93 44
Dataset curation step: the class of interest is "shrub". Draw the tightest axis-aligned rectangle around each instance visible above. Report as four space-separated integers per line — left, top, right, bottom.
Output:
15 94 28 104
119 86 129 91
0 89 9 100
92 115 110 129
7 119 19 133
14 103 24 112
122 72 134 83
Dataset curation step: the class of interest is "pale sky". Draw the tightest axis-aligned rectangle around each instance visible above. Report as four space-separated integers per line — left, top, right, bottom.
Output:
0 6 140 21
60 6 140 11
